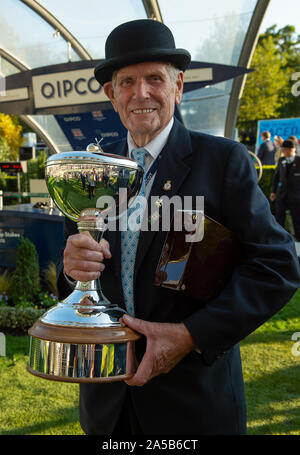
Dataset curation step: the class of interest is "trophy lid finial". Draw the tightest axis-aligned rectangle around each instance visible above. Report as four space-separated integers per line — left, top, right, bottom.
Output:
86 137 104 153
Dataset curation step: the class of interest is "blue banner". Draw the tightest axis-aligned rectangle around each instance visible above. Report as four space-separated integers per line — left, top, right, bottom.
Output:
55 108 127 150
256 117 300 149
55 106 184 150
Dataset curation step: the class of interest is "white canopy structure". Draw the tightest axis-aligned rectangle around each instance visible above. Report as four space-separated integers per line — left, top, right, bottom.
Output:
0 0 271 153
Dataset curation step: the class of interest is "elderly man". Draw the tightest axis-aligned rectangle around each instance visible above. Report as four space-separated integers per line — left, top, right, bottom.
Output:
270 139 300 240
57 20 300 435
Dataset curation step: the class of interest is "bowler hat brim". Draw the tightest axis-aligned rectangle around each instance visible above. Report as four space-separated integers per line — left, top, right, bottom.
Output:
94 48 191 86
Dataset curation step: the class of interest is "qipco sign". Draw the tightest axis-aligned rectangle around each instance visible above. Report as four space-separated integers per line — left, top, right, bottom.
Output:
32 68 108 108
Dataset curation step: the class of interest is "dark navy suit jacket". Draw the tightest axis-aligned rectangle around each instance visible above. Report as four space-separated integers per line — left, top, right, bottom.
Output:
272 155 300 202
257 139 275 164
57 118 300 435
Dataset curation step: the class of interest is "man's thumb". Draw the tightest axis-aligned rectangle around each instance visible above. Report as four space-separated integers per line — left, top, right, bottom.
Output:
122 314 145 334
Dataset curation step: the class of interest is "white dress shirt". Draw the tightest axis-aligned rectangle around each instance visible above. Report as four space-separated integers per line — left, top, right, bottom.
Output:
127 117 174 197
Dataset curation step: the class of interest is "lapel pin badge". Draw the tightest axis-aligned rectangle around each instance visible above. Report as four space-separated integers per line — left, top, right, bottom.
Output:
155 198 163 208
163 180 172 191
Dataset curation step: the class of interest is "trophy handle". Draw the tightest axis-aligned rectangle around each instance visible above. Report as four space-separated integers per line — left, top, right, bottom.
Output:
58 212 126 320
76 215 105 293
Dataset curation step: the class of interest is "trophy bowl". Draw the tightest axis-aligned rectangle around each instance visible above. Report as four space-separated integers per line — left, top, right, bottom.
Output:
27 144 144 383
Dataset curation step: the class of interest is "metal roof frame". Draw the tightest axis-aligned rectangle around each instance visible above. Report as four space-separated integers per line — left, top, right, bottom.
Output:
142 0 163 21
0 47 30 71
20 0 92 61
20 114 61 155
224 0 271 138
0 48 62 154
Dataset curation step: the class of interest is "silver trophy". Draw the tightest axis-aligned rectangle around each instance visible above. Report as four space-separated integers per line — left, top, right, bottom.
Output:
27 143 144 383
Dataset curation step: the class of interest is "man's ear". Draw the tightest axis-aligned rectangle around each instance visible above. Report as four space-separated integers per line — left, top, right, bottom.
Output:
175 72 184 105
103 82 118 112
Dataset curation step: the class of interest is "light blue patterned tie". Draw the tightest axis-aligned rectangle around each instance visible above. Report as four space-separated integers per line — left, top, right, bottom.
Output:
121 148 148 316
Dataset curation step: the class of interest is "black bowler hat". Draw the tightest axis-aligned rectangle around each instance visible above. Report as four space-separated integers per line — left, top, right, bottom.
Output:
94 19 191 86
282 139 296 148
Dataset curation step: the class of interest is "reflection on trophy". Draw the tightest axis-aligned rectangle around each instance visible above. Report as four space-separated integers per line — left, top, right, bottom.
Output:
27 143 144 383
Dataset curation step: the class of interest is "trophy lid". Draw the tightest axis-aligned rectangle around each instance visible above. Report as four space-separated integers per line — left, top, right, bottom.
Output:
44 145 144 222
46 150 139 169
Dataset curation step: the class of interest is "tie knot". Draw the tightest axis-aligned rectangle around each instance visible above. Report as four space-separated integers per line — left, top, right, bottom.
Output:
132 148 148 169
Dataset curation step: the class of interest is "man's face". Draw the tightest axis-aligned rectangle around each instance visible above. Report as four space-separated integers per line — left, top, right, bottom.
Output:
104 61 183 146
283 147 296 158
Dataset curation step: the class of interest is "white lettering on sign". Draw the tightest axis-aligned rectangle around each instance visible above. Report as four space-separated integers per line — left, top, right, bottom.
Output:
32 68 108 108
0 231 21 244
183 68 213 83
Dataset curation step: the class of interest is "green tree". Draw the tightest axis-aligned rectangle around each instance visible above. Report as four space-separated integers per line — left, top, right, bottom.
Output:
11 237 40 307
27 149 47 179
237 35 287 129
260 25 300 58
0 113 24 161
237 24 300 135
262 25 300 119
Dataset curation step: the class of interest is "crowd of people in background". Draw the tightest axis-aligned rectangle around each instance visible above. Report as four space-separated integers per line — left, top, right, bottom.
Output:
255 131 300 242
256 131 300 165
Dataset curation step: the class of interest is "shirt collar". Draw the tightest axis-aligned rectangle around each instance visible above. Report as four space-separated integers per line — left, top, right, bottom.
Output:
127 117 174 161
286 155 296 163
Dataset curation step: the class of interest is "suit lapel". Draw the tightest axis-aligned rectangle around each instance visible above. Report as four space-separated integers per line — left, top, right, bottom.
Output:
295 156 300 168
134 118 193 277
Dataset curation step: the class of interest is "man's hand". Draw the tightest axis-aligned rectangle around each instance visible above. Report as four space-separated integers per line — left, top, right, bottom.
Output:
63 233 111 282
270 192 276 202
121 314 197 386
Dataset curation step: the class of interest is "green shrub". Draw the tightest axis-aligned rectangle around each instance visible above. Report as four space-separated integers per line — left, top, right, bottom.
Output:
257 165 276 213
258 165 276 196
43 261 58 296
0 269 12 296
0 306 45 334
0 293 9 306
0 171 8 189
27 150 47 179
10 237 41 307
0 175 18 192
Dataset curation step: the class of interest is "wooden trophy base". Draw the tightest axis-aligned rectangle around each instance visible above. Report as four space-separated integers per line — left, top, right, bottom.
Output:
27 319 140 383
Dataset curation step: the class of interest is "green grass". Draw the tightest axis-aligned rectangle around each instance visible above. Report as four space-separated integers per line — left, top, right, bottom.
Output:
48 176 115 219
240 289 300 435
0 289 300 435
0 336 84 435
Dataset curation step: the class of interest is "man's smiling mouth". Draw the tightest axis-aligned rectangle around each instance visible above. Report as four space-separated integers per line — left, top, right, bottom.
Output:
132 109 155 114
